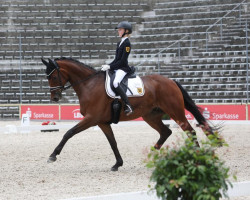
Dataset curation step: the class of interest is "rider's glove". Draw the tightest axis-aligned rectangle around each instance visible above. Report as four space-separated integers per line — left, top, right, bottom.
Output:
101 64 110 71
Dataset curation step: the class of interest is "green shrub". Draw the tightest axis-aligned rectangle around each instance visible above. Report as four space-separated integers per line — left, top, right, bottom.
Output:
162 114 170 120
146 133 235 200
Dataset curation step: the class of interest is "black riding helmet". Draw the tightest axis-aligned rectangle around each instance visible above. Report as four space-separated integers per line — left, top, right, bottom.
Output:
115 21 132 36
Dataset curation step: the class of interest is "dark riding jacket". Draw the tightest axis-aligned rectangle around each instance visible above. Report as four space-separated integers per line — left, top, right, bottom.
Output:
109 38 131 73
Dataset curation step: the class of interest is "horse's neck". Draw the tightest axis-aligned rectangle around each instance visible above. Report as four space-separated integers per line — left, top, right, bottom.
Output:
60 61 94 82
60 61 96 96
73 66 94 80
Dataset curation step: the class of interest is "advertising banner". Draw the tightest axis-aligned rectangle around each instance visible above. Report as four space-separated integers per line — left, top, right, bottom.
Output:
20 105 59 120
133 117 143 121
60 105 143 121
185 105 246 120
248 105 250 120
60 105 84 120
20 104 247 121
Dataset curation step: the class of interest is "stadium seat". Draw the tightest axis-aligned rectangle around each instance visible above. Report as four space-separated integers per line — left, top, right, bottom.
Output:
0 0 250 119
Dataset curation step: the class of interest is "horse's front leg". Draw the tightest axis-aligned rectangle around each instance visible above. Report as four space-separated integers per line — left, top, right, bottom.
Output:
48 117 94 163
98 124 123 171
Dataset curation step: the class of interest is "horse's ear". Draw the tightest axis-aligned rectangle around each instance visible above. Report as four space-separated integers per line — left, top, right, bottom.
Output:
48 58 60 70
41 58 49 67
48 58 54 65
48 58 59 69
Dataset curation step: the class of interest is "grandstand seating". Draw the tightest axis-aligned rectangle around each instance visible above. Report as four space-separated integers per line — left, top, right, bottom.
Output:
138 1 250 104
0 0 250 118
0 0 149 60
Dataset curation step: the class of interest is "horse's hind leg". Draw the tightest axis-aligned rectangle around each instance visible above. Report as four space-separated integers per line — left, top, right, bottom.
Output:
160 109 199 146
98 123 123 171
173 116 200 147
143 109 172 150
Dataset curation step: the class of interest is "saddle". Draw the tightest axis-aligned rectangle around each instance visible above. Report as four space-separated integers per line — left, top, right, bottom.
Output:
106 67 145 124
108 66 136 95
105 67 145 99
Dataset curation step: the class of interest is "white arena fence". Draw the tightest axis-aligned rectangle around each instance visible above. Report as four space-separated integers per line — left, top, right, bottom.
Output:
1 120 250 134
60 181 250 200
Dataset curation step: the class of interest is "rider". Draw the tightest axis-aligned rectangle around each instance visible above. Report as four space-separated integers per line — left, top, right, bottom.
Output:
101 21 133 116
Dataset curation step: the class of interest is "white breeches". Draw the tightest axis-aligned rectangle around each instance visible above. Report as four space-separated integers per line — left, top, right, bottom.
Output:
113 69 127 88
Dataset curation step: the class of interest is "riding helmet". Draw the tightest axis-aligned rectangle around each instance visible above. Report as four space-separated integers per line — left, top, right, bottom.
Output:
115 21 132 34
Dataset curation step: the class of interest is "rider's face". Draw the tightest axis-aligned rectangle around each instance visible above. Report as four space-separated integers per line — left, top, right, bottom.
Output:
118 28 125 37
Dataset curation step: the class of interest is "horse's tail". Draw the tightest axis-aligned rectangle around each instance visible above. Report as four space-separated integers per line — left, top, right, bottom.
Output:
174 80 206 125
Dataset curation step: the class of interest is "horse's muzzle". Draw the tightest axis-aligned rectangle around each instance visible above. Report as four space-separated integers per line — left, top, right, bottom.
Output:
51 91 62 102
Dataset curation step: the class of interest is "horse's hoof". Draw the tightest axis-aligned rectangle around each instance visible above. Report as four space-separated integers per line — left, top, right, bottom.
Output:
111 166 118 171
47 156 57 163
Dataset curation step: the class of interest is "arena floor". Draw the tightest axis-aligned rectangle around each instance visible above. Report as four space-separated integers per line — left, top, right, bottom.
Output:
0 120 250 200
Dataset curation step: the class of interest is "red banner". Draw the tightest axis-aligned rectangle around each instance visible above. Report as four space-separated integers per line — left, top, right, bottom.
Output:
185 105 246 120
21 105 59 120
20 104 248 121
248 105 250 120
60 105 143 121
134 117 143 121
60 105 84 120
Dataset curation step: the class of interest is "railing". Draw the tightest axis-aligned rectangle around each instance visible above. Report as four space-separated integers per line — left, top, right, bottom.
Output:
136 0 246 76
205 0 246 51
135 34 192 72
136 0 247 73
134 0 249 102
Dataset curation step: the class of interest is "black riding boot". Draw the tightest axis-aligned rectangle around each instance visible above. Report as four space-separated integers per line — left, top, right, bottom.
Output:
115 84 133 116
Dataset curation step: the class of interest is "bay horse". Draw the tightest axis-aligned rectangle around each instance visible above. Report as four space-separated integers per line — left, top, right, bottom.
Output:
41 57 217 171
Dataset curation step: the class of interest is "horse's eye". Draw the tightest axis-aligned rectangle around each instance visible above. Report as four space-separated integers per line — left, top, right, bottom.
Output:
52 76 57 81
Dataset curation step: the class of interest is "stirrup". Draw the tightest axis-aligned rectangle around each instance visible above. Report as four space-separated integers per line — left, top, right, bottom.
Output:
124 104 133 116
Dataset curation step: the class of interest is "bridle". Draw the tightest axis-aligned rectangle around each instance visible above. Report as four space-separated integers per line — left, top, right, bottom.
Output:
46 59 72 92
46 59 100 93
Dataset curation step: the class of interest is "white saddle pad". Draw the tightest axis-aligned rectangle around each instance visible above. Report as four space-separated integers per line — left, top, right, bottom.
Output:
105 71 145 98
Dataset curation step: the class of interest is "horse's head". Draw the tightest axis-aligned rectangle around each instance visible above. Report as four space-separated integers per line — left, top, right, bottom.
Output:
41 58 68 102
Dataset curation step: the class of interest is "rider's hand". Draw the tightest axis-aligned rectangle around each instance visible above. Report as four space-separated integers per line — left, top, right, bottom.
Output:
101 64 110 71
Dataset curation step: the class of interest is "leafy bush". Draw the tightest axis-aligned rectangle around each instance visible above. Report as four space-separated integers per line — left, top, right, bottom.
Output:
146 133 235 200
162 114 170 120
